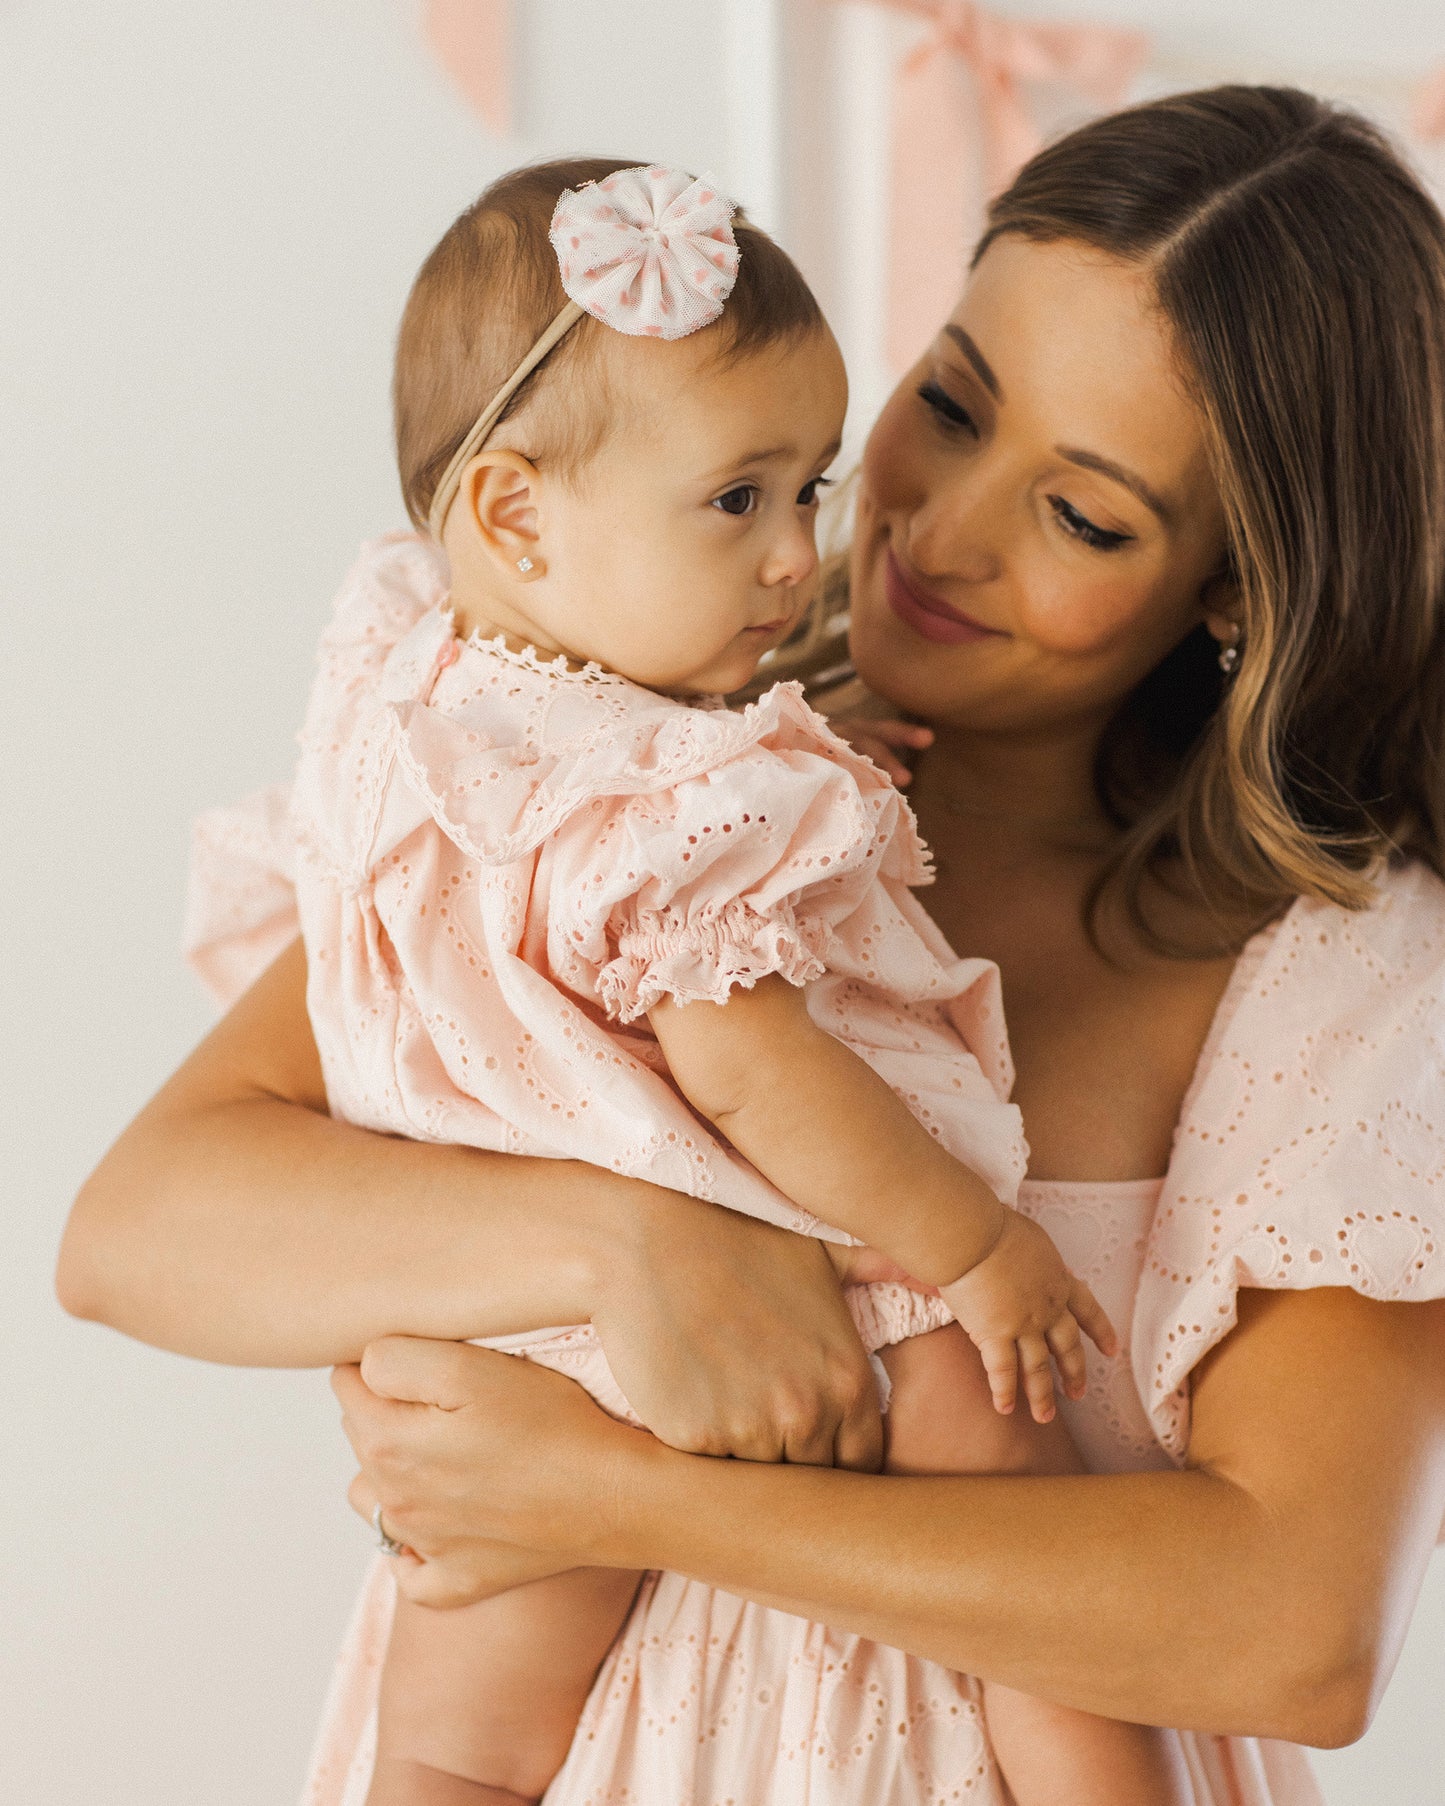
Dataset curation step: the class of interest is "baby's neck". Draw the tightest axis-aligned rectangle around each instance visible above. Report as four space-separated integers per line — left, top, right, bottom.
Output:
448 580 571 666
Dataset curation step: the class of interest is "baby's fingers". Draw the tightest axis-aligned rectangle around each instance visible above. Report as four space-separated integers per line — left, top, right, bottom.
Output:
1045 1313 1089 1401
852 738 914 787
831 719 933 788
1018 1334 1058 1424
1069 1276 1118 1358
975 1336 1018 1416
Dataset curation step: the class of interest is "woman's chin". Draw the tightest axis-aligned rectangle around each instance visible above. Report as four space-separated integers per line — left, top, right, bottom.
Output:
848 603 953 719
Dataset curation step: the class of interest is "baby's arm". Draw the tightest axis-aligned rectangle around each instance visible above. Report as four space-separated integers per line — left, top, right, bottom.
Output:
650 976 1115 1421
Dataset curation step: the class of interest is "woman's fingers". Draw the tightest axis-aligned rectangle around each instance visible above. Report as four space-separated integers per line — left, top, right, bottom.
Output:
1068 1278 1118 1358
829 1242 938 1292
594 1205 879 1473
832 1395 886 1475
1018 1334 1058 1424
346 1469 425 1568
359 1333 476 1408
1045 1313 1089 1401
976 1336 1018 1415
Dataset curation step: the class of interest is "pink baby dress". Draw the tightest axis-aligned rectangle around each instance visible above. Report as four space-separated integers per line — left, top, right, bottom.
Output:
186 538 1445 1806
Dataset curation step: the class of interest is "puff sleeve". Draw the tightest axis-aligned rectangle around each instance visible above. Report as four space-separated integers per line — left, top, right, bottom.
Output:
529 685 936 1024
1134 862 1445 1456
183 783 298 1009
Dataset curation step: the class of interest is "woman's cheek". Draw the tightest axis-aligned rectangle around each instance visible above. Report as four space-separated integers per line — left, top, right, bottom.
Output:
1014 554 1167 660
860 396 923 513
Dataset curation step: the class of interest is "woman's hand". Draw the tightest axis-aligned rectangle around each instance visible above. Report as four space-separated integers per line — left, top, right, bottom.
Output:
334 1339 651 1608
591 1194 886 1470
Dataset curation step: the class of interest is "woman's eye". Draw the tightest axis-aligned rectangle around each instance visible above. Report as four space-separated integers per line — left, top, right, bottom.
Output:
916 379 977 436
712 484 758 517
797 476 835 508
1048 495 1131 552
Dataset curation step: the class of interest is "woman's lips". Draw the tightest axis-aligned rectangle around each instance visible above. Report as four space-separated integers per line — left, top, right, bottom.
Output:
883 546 1003 646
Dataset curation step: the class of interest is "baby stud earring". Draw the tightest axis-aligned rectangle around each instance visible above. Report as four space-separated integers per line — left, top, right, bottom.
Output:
516 556 535 575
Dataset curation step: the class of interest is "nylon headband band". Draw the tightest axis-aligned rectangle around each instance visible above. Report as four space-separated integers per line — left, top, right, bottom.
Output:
426 298 586 542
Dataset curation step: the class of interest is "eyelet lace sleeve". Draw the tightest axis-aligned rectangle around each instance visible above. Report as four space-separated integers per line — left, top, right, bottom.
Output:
1135 861 1445 1456
183 782 298 1007
545 703 932 1024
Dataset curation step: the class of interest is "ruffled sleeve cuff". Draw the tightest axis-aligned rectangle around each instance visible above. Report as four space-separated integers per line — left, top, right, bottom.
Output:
598 897 827 1023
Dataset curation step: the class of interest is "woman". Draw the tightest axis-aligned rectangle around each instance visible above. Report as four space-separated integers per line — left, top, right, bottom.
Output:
59 87 1445 1804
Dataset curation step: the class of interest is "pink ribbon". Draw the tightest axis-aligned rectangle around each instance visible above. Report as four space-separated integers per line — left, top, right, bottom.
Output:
1414 65 1445 143
841 1 1149 370
425 0 512 137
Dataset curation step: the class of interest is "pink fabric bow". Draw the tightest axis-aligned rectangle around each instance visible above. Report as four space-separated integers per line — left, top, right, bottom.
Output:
549 167 740 340
842 0 1149 370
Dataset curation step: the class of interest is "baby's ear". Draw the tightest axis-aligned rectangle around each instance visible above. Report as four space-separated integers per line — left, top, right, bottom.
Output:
458 451 544 580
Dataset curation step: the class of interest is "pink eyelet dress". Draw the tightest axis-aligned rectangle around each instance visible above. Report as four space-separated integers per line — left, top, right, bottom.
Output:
186 536 1445 1806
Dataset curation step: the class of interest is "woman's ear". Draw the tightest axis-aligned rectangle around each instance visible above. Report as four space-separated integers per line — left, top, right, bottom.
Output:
454 451 546 581
1199 566 1242 650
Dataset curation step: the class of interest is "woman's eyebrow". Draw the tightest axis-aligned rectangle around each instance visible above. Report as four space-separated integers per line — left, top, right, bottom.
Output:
1055 446 1174 525
943 325 1002 400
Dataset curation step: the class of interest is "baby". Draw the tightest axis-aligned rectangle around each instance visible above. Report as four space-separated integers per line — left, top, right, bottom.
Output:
285 160 1188 1805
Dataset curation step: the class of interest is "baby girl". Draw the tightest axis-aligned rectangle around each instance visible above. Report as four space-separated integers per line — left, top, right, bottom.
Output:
282 160 1186 1805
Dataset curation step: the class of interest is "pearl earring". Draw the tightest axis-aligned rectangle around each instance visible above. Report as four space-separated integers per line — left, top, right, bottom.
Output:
516 556 535 575
1217 628 1241 675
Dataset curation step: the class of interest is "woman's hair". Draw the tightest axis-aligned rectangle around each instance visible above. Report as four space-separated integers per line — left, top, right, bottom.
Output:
975 87 1445 950
394 157 825 528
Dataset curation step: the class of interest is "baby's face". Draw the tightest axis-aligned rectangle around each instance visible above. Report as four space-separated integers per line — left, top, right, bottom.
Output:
517 324 847 694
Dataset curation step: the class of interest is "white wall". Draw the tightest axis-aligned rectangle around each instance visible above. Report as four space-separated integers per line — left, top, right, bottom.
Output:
5 3 1442 1801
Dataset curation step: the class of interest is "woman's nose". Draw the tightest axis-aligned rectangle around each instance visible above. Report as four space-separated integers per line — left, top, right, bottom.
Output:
760 512 820 590
909 470 1005 585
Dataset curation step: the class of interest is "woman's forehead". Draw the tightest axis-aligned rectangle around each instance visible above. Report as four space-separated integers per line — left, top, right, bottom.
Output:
956 236 1216 512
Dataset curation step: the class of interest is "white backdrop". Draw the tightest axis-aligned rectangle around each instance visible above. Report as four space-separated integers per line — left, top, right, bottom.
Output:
5 3 1443 1801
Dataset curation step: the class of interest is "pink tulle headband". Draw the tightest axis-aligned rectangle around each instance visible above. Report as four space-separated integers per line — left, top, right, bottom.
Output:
427 165 740 539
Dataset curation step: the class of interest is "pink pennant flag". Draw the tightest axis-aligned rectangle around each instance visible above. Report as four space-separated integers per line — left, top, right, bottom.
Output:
425 0 513 138
831 1 1149 371
1413 64 1445 142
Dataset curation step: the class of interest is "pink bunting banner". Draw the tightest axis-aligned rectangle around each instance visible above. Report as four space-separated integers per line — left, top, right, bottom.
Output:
832 0 1149 371
424 0 513 137
1415 64 1445 142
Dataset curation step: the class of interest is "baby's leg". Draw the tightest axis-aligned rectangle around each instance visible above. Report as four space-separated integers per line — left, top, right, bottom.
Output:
367 1567 643 1806
879 1327 1192 1806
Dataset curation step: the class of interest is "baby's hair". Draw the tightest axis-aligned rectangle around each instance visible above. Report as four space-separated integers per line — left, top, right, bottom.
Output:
395 157 826 529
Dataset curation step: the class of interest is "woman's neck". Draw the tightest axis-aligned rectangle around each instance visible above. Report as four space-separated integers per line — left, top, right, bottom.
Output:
911 720 1116 858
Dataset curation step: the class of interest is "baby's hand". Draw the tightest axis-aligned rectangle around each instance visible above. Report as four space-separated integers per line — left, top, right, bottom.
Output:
938 1209 1117 1424
828 717 933 788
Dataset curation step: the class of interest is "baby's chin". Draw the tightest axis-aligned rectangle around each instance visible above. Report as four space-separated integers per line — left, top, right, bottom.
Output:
657 648 772 700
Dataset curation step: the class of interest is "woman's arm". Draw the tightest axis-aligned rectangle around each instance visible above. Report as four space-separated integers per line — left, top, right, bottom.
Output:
335 1284 1445 1747
56 939 885 1468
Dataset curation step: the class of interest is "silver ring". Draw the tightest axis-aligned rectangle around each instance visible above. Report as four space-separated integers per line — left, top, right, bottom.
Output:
372 1502 404 1557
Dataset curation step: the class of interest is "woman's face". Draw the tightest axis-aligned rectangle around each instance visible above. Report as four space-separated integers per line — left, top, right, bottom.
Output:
851 236 1232 734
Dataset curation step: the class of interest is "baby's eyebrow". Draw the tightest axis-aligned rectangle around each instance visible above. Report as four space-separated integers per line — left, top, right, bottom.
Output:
702 436 843 480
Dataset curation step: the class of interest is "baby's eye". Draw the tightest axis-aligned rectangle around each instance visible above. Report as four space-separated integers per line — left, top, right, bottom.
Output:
712 484 759 517
797 476 835 508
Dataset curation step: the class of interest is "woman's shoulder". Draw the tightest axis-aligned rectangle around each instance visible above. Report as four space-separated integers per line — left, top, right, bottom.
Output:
1209 859 1445 1078
1135 860 1445 1455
